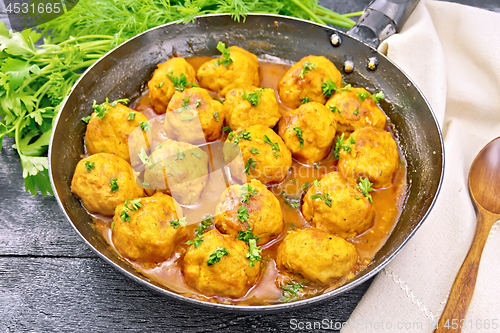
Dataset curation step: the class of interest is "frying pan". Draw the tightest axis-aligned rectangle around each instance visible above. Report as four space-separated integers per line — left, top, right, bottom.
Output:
49 0 444 312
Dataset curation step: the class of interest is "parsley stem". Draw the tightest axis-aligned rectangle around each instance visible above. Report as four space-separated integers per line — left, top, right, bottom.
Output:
319 16 354 29
57 35 116 45
289 0 326 25
314 6 356 25
343 11 364 18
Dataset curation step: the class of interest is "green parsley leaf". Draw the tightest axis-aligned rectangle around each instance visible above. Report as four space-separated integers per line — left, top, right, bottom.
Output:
214 42 233 68
293 127 304 148
250 147 259 154
242 88 264 106
282 192 301 209
124 198 142 211
357 177 374 204
140 121 150 132
313 179 321 187
236 228 260 244
246 238 262 267
195 99 201 108
232 130 251 144
120 210 131 222
81 115 91 123
299 61 316 78
166 72 195 92
138 147 155 168
157 81 164 88
328 105 341 114
142 182 149 187
128 112 136 120
170 216 187 228
321 78 338 97
207 247 230 266
223 126 233 133
281 282 305 302
237 205 249 222
191 152 203 159
174 149 185 160
353 108 359 116
301 96 310 104
349 136 356 144
263 135 280 158
301 182 310 192
186 236 204 248
83 161 95 172
244 157 257 175
109 178 119 192
357 91 370 101
182 96 190 108
371 91 385 103
240 184 258 204
213 111 219 122
92 100 109 119
334 133 353 160
311 192 332 207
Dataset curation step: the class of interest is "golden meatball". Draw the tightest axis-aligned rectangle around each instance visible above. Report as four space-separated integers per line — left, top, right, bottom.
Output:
197 45 259 97
85 102 149 163
278 55 342 109
277 228 358 285
278 102 336 164
338 126 399 188
112 193 186 262
223 125 292 184
164 88 223 143
214 179 283 244
302 172 373 239
71 153 144 216
325 87 387 133
148 58 197 114
224 87 281 130
143 139 209 205
183 229 260 298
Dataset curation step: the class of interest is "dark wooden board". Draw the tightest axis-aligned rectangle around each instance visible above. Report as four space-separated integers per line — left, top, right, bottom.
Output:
1 0 498 332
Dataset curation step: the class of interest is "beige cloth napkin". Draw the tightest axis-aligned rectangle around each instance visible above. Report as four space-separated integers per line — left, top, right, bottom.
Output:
342 1 500 332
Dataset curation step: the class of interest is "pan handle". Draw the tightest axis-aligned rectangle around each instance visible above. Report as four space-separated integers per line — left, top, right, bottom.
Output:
347 0 420 48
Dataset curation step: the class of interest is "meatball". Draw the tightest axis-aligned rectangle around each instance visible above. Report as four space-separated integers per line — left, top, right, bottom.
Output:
85 102 149 163
71 153 144 216
325 87 387 133
302 172 373 239
197 45 259 97
112 193 186 262
338 126 399 188
224 87 281 130
276 228 358 285
278 102 337 164
143 139 209 205
183 229 260 298
214 179 283 244
148 58 197 114
278 55 342 109
164 88 224 143
223 125 292 184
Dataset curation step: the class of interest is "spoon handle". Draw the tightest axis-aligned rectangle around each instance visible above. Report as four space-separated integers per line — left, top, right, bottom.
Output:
434 209 498 333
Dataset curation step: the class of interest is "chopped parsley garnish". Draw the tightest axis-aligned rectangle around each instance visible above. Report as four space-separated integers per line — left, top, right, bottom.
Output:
187 215 214 248
124 198 142 211
357 91 370 101
142 182 149 187
349 136 356 144
237 205 249 222
195 99 201 108
119 210 131 223
242 88 264 106
170 216 187 229
138 147 155 168
231 130 252 144
157 81 164 88
263 135 280 158
81 115 91 123
140 121 150 132
128 112 136 120
334 133 353 160
299 61 316 78
174 149 185 160
166 72 195 92
182 115 195 121
281 282 305 302
311 192 332 207
328 105 341 114
250 147 259 154
293 127 304 148
240 184 258 204
371 91 385 103
109 178 119 192
207 247 230 266
353 108 359 116
321 78 337 97
93 97 129 119
301 97 310 104
191 152 203 159
223 126 233 133
246 238 262 267
357 177 374 204
214 42 233 68
182 96 190 108
83 161 95 172
213 111 219 122
236 228 262 267
244 157 257 175
282 192 301 209
313 179 321 187
301 182 310 192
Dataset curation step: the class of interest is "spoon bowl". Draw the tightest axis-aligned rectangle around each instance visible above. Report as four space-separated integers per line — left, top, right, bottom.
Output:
435 136 500 332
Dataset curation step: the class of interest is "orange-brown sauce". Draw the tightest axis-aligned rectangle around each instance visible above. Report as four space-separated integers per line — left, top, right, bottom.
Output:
92 58 407 305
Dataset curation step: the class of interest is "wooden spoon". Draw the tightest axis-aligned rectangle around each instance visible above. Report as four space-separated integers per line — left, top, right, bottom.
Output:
435 137 500 333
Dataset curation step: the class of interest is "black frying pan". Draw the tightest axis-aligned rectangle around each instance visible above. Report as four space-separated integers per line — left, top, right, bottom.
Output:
49 0 444 312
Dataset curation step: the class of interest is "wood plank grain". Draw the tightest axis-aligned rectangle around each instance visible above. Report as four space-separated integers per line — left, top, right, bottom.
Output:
0 257 371 332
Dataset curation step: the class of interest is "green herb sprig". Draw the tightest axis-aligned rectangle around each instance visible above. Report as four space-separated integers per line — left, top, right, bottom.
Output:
207 247 230 266
281 282 305 302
